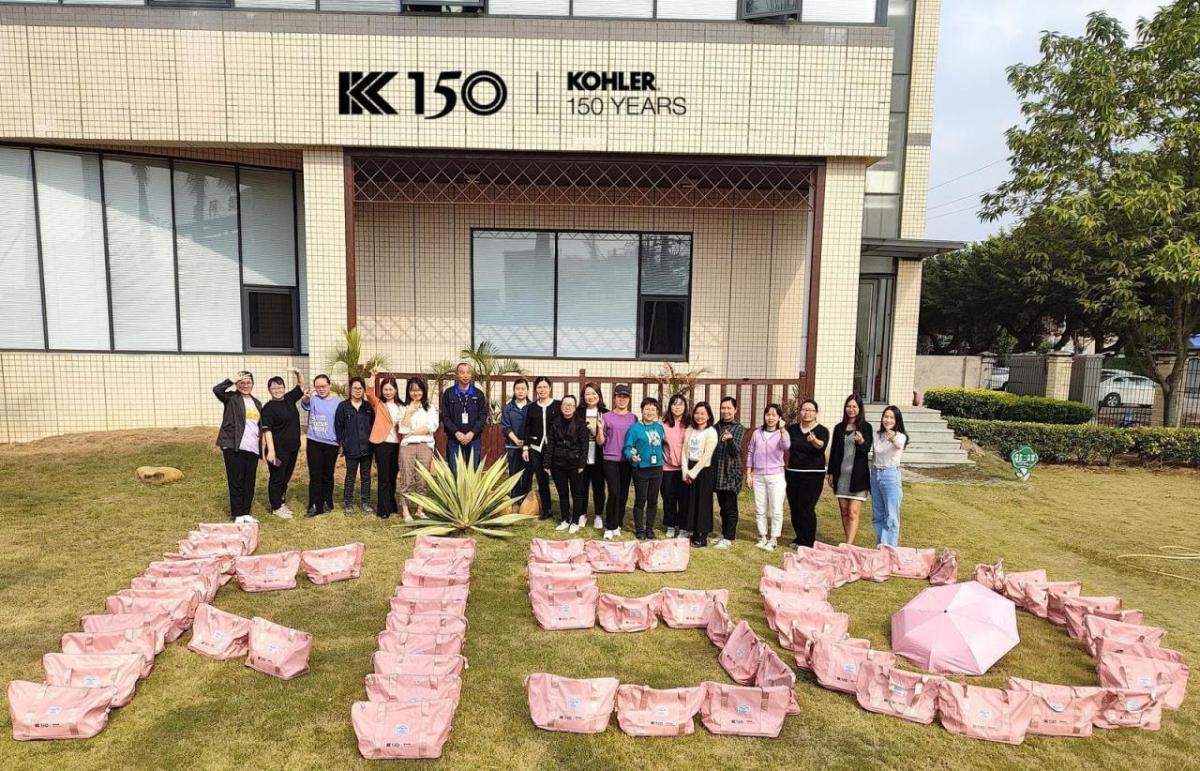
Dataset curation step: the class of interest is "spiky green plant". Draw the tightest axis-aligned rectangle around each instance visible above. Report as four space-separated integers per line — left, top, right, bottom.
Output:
400 455 537 538
459 341 526 407
644 362 712 399
428 359 456 396
327 327 387 397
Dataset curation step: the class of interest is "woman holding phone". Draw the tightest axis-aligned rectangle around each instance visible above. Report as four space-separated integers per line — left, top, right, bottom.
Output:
827 394 873 545
785 399 829 548
580 383 608 531
870 405 909 545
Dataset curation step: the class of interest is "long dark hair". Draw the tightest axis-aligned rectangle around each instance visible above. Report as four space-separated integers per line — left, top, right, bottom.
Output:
841 394 866 429
378 377 402 405
879 405 910 447
664 393 691 428
761 403 783 432
692 401 715 429
532 376 553 402
581 382 608 413
404 377 430 410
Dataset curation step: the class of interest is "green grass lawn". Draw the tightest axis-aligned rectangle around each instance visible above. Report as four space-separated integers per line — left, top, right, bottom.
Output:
1 430 1198 770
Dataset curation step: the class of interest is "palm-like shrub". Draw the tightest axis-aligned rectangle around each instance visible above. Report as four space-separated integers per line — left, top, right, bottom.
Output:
327 327 387 397
400 455 537 538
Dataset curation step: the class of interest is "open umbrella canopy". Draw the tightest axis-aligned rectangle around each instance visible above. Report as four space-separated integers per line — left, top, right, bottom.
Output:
891 582 1019 675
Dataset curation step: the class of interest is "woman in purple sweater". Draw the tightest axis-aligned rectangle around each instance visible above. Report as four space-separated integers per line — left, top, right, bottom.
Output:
745 404 791 551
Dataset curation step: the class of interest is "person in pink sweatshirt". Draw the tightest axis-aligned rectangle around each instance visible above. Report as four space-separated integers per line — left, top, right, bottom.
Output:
745 403 791 551
661 393 690 539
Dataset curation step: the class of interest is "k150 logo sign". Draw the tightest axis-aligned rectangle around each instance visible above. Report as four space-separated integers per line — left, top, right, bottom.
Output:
338 71 508 118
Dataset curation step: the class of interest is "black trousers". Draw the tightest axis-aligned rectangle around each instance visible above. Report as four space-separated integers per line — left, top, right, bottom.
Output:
266 446 298 511
222 448 259 519
786 471 825 547
306 440 339 511
602 459 632 530
683 466 715 544
661 469 684 529
631 466 663 536
716 488 740 541
550 467 586 524
374 442 399 517
529 449 553 518
583 461 606 521
343 452 373 507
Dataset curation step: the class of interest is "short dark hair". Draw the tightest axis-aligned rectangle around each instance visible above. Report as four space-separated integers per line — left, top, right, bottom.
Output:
640 397 660 410
720 396 738 409
348 376 366 391
267 376 285 389
561 394 578 405
512 377 528 388
313 374 331 385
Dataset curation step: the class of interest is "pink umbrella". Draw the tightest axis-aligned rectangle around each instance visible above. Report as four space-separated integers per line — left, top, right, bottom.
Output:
891 582 1019 675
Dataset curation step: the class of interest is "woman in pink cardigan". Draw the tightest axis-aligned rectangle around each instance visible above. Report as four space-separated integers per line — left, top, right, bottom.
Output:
745 404 791 551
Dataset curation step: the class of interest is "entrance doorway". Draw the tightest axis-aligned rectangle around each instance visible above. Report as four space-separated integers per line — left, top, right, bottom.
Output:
853 276 894 403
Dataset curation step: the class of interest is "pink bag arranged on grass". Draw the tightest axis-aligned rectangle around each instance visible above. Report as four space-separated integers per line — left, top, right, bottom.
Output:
151 555 234 582
788 548 855 587
402 568 471 588
528 575 597 597
1061 595 1123 639
1001 569 1048 605
928 547 959 586
659 588 729 629
103 596 191 642
841 544 891 582
393 583 470 602
718 622 767 685
1094 689 1162 730
364 674 463 707
810 637 896 694
597 592 661 633
130 573 218 603
1089 607 1145 625
764 594 837 639
527 562 594 580
351 698 457 759
197 521 259 553
1083 616 1166 658
188 604 252 661
526 673 620 734
113 587 203 621
699 682 791 738
61 628 156 678
414 534 477 561
1007 677 1105 737
389 595 468 619
1021 580 1082 620
796 633 864 673
1093 639 1185 664
300 543 365 584
530 585 599 630
404 556 472 577
855 661 944 724
234 551 301 592
1045 581 1084 625
42 653 144 708
8 681 115 741
706 595 736 649
385 613 469 638
529 538 587 564
376 631 465 657
775 609 850 655
759 565 834 599
616 685 706 736
973 559 1005 592
80 612 169 655
754 646 800 715
636 538 690 573
937 682 1036 745
178 535 247 559
372 652 467 678
245 617 313 680
881 545 937 579
584 540 638 573
1098 651 1189 710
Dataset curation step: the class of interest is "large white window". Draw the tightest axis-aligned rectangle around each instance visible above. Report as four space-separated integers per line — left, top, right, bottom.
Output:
175 162 243 353
802 0 878 23
472 231 556 357
556 233 639 359
0 147 44 349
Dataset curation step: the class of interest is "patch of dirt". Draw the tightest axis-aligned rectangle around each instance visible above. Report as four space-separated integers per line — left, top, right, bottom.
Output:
0 426 217 456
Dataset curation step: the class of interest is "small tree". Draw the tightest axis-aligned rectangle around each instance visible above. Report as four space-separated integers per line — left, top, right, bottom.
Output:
326 328 386 397
644 363 711 400
458 341 527 419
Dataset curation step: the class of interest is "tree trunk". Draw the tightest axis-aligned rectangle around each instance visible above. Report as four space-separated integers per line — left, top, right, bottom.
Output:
1161 351 1188 428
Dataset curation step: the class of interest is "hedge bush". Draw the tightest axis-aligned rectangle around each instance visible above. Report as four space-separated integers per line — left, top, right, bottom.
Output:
924 387 1093 424
946 418 1200 466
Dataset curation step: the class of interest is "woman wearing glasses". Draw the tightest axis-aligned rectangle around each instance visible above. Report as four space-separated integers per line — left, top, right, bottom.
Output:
784 399 829 548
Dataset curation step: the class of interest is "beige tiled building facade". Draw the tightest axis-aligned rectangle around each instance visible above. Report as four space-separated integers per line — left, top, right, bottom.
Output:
0 0 952 443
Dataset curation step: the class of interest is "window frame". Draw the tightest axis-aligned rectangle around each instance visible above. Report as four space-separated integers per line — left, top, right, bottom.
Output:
470 227 693 362
242 285 302 354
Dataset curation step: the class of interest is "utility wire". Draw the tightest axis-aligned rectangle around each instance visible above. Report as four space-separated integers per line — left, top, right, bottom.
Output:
928 186 992 211
928 158 1007 191
928 201 987 220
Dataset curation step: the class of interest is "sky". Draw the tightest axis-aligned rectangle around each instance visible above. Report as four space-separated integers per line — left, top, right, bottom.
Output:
926 0 1166 243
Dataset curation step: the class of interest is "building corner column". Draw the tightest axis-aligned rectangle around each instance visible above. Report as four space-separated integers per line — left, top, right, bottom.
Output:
301 148 348 372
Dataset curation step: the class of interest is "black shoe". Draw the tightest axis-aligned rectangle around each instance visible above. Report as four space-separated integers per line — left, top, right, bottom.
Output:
645 531 657 540
379 512 391 519
305 506 320 518
636 532 647 541
322 504 334 514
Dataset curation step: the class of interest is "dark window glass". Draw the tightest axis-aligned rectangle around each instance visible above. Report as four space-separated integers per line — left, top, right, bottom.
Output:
247 290 296 350
640 299 688 358
148 0 233 6
741 0 801 20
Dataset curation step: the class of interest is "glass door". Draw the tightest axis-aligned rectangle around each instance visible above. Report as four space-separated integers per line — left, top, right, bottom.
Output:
853 276 894 403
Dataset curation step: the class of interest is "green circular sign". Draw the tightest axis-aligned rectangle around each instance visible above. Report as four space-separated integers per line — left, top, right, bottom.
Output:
1010 446 1040 469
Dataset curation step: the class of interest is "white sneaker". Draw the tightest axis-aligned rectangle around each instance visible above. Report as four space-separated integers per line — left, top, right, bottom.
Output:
755 536 768 549
593 516 604 530
272 507 293 520
279 503 294 516
614 528 622 538
568 523 581 534
665 527 677 538
602 530 614 540
577 516 586 527
765 539 778 551
714 539 732 549
555 521 570 531
679 530 690 539
234 514 258 524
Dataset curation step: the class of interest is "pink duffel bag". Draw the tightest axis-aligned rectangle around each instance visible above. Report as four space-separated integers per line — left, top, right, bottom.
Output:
1061 595 1123 639
351 698 457 759
616 684 706 736
149 555 234 583
788 548 854 587
811 637 896 694
1001 569 1047 605
699 682 791 738
597 592 661 633
8 681 115 741
234 551 301 592
855 661 944 724
364 674 463 707
404 555 472 577
1090 607 1145 626
80 612 169 654
528 575 597 597
765 596 838 641
414 534 477 561
61 628 156 678
813 541 860 580
112 587 203 621
300 543 365 584
245 617 313 680
1098 651 1188 710
759 566 833 599
718 621 767 685
775 609 849 656
841 544 891 582
103 595 192 642
1083 616 1165 658
881 545 937 579
390 594 468 619
130 573 218 603
372 651 467 677
1007 677 1105 737
530 585 599 630
754 646 800 715
796 633 863 673
529 538 587 564
1020 580 1081 621
928 547 959 586
1094 639 1185 663
188 604 252 661
636 538 690 573
376 631 465 657
402 568 471 588
385 612 468 638
528 561 593 580
584 540 638 573
973 559 1005 592
197 521 259 553
1044 581 1084 625
526 673 619 734
659 588 729 629
937 682 1036 744
42 652 143 708
1094 689 1163 730
178 535 247 559
706 595 736 649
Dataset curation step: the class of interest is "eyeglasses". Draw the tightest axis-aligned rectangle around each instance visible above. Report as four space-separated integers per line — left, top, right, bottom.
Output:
800 407 816 413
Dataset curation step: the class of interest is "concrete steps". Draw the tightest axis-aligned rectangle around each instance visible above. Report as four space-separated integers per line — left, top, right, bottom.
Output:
861 405 974 468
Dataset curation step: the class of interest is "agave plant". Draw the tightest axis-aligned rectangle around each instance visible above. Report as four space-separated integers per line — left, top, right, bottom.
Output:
327 327 387 397
399 455 536 538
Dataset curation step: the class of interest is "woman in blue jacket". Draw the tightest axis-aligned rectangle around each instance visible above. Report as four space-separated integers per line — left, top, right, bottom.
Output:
501 378 532 502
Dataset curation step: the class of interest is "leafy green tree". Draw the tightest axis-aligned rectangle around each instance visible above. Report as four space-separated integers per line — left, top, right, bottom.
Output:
326 327 386 397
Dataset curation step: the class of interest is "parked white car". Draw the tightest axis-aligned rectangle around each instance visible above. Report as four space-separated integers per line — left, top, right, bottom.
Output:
989 367 1010 390
1098 374 1155 408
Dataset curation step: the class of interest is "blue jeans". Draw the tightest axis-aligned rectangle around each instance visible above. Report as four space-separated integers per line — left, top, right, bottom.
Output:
870 466 902 546
446 436 482 475
506 447 532 500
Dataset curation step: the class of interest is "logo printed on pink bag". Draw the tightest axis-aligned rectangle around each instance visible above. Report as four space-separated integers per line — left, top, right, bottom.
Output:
47 706 62 716
654 706 669 716
566 697 581 710
394 723 410 736
736 704 751 715
978 708 992 720
842 663 857 674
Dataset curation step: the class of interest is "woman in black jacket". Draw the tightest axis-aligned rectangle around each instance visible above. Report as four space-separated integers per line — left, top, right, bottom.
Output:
213 371 264 522
785 398 830 548
827 394 873 545
521 376 560 519
334 377 375 514
544 394 590 533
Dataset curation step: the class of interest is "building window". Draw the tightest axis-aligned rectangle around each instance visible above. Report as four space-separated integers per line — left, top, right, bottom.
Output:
739 0 800 21
471 230 692 361
245 288 298 352
148 0 234 6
